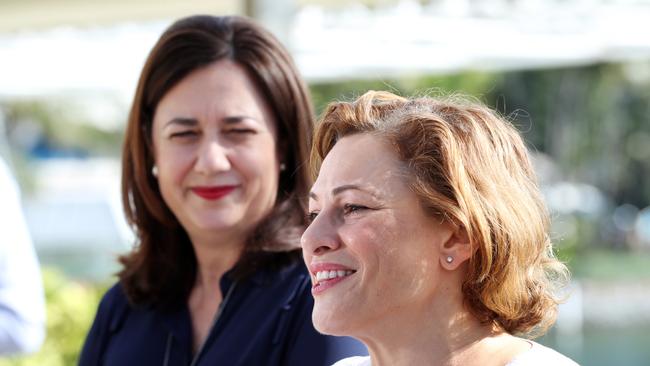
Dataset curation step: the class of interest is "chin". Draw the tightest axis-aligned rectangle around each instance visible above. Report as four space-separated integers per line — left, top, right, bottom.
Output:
193 222 233 233
312 303 354 336
312 317 346 336
192 213 242 232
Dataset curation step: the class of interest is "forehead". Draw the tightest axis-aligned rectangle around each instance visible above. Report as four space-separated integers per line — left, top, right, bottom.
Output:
155 60 269 116
313 133 406 195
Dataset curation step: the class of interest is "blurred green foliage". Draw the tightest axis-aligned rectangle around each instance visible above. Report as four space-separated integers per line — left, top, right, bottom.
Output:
488 63 650 207
310 71 496 114
568 249 650 280
0 268 108 366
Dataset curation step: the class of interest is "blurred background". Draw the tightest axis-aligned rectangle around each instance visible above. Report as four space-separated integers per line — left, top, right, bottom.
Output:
1 0 649 365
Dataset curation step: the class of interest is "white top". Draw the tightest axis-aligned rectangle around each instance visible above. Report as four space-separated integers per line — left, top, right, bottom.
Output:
506 341 579 366
0 158 46 355
332 356 371 366
332 341 579 366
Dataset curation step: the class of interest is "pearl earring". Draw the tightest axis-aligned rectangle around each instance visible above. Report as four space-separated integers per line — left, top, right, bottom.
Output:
445 256 453 264
152 165 158 177
279 163 286 171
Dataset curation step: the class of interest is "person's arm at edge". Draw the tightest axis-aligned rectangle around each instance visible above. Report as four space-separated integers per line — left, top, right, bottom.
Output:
0 159 46 355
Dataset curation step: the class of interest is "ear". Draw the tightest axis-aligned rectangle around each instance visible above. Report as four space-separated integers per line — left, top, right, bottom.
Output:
276 139 289 171
439 225 472 270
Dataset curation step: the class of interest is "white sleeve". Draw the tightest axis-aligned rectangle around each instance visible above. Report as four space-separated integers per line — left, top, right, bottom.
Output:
0 159 46 355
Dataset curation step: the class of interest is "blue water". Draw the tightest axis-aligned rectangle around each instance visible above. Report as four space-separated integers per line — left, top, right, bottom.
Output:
539 326 650 366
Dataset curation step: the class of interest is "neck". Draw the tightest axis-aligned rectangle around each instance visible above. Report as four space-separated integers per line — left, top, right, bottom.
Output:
186 231 246 354
357 287 505 366
189 230 245 294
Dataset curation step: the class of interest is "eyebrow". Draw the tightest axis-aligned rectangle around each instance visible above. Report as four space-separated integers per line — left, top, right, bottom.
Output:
164 115 256 128
164 117 198 128
223 115 255 124
309 184 377 201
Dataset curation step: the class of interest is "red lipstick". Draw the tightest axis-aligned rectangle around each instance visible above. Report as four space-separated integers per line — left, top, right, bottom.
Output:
191 186 237 200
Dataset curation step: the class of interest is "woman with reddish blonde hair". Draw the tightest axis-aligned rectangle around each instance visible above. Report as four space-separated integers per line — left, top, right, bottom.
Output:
302 90 578 366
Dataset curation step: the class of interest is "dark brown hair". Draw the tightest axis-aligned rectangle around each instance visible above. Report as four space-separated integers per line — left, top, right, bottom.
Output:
311 91 568 337
119 15 314 308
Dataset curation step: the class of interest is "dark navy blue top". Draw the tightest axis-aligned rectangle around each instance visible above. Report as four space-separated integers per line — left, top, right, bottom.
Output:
78 260 366 365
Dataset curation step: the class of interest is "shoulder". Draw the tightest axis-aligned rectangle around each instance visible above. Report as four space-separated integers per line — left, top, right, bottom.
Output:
331 356 371 366
91 282 134 330
98 282 131 311
507 341 579 366
79 282 131 365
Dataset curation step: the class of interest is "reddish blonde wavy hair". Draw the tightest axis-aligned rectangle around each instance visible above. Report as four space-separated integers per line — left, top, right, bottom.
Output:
311 90 569 337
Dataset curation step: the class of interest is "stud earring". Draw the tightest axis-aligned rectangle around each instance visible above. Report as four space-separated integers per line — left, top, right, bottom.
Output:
152 165 158 177
445 256 453 264
279 162 286 172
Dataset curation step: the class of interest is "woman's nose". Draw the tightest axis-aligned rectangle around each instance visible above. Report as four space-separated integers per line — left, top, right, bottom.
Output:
194 139 231 174
301 213 340 256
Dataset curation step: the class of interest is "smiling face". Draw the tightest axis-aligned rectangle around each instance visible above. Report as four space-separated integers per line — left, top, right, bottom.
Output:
302 133 455 336
152 59 280 245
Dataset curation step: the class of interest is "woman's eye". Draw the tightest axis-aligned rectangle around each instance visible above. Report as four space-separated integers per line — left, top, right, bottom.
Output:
226 128 256 134
306 211 319 224
169 130 197 139
343 204 367 216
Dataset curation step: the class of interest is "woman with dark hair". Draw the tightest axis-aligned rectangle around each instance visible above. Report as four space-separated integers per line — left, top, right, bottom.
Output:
79 15 365 365
302 91 578 366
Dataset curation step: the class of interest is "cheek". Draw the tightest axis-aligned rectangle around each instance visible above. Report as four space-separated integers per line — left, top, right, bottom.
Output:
158 147 195 183
350 217 434 290
339 220 387 268
388 224 440 296
237 141 279 180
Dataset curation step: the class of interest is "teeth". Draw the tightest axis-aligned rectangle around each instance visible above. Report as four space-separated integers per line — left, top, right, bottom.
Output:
315 270 354 283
